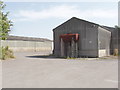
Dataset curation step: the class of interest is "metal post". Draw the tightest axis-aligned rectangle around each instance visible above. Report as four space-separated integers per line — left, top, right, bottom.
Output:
71 37 75 58
61 38 64 57
75 42 78 58
67 42 71 58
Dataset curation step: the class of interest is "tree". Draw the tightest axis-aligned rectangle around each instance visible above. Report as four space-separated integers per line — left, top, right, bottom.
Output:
115 25 120 30
0 1 13 40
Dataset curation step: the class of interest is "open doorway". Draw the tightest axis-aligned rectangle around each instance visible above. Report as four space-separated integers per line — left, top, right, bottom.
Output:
60 33 79 58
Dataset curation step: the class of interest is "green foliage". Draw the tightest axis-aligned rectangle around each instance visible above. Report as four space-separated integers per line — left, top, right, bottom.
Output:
67 57 76 59
0 1 14 60
113 49 118 56
118 50 120 56
115 25 120 30
0 1 6 9
0 46 14 60
0 1 13 40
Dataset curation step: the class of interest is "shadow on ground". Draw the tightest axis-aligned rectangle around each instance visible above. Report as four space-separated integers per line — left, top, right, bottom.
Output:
26 55 51 58
26 55 65 59
26 55 118 61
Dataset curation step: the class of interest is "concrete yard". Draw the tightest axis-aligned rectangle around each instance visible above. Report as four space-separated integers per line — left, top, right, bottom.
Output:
2 51 118 88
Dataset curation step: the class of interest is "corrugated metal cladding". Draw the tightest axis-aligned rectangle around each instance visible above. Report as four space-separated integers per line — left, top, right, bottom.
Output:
53 17 116 58
101 26 118 54
118 30 120 54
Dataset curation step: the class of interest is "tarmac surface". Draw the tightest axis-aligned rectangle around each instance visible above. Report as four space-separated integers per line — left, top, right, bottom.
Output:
2 51 118 88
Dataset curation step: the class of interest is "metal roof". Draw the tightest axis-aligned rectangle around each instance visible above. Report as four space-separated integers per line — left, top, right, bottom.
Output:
100 26 116 32
53 17 116 32
53 17 99 31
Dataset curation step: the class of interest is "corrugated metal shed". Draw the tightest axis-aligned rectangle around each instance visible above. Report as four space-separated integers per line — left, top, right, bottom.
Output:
53 17 113 57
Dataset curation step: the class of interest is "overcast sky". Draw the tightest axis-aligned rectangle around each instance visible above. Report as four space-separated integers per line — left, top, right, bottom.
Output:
5 2 118 40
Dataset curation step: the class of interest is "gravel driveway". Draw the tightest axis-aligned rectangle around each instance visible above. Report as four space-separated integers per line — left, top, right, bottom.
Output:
2 51 118 88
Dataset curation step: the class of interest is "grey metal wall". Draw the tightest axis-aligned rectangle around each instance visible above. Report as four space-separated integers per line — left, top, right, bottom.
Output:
102 26 118 54
53 18 99 57
118 30 120 55
111 29 118 54
0 40 52 52
98 27 111 57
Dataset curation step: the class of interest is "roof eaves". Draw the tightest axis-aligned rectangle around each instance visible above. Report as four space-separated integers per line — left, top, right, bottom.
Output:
53 17 99 31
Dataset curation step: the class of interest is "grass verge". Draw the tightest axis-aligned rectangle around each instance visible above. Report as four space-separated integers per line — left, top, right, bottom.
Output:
0 46 15 60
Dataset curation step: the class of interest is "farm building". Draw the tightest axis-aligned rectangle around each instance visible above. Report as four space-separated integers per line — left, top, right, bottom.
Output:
101 26 119 55
0 35 52 52
53 17 118 58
